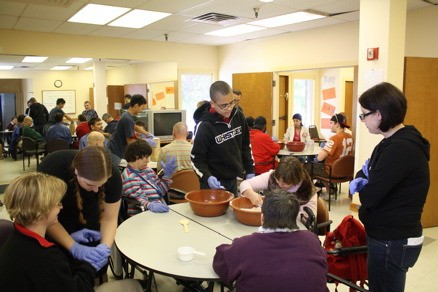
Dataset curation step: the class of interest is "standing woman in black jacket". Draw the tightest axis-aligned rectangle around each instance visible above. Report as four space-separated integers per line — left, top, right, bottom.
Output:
350 82 430 292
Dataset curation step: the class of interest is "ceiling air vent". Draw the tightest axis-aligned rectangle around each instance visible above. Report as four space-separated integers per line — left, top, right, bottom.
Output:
191 12 238 25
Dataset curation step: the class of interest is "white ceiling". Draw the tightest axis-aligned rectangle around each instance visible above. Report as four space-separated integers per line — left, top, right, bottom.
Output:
0 0 434 70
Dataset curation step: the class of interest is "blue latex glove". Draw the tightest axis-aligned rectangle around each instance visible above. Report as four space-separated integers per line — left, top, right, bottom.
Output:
246 173 255 179
207 176 224 189
70 242 107 263
160 156 177 177
362 159 370 178
349 178 369 194
70 228 101 243
90 256 109 271
147 201 169 213
313 157 319 163
94 243 111 258
320 142 326 148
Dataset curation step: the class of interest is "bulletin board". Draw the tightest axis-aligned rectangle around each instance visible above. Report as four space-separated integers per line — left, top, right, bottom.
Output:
42 90 76 114
147 81 177 109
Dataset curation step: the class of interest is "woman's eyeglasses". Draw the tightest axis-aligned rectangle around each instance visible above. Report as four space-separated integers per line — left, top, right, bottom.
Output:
359 111 375 121
213 99 239 110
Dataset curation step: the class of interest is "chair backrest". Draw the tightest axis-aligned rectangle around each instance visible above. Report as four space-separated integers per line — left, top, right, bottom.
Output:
46 138 70 153
170 169 200 193
331 155 355 179
0 219 14 248
316 197 331 235
21 136 38 151
308 125 320 139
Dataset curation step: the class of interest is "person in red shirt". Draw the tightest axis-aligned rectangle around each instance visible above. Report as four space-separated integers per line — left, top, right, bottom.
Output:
250 116 281 175
74 114 90 149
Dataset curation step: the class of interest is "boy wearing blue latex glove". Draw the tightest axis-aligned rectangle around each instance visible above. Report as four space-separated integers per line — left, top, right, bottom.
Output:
70 228 101 243
191 81 255 195
122 140 171 216
208 176 225 189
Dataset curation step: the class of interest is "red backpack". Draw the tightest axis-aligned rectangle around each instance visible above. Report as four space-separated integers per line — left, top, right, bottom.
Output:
323 215 368 288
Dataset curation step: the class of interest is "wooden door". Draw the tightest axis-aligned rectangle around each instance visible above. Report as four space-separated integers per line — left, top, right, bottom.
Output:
278 75 289 139
107 85 125 119
232 72 273 135
404 57 438 228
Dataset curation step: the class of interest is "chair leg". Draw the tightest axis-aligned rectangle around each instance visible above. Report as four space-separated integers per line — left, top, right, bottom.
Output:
23 154 25 171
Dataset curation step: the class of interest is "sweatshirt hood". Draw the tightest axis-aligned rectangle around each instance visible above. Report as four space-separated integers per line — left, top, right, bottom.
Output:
394 125 430 161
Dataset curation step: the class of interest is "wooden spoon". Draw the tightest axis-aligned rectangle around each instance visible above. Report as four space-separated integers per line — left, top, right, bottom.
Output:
179 219 190 233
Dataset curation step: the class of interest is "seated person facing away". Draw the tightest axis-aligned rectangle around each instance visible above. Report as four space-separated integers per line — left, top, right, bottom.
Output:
121 140 177 216
102 113 118 135
75 114 90 142
213 190 327 292
79 117 108 149
87 131 106 147
135 120 157 147
22 116 45 142
240 156 317 219
46 112 72 145
157 121 193 173
0 172 142 292
305 113 354 198
250 116 281 175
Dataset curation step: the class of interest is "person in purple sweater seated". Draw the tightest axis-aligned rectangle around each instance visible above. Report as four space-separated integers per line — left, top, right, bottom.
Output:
213 189 327 292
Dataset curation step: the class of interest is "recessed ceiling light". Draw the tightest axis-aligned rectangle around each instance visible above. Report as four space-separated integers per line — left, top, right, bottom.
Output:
22 56 48 63
51 66 72 70
206 24 265 37
249 11 325 28
109 9 171 28
66 58 92 64
68 3 130 25
0 65 14 70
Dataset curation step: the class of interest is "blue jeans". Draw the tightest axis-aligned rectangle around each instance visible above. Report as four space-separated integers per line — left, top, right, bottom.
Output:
367 235 423 292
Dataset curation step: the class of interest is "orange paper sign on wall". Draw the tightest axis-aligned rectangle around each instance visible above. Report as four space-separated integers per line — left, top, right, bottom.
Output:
155 92 165 100
322 87 336 100
321 102 336 117
321 118 332 129
152 98 157 106
166 87 174 94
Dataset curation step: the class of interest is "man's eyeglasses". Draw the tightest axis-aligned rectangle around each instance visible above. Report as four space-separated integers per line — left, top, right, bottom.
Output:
213 99 239 110
359 111 375 121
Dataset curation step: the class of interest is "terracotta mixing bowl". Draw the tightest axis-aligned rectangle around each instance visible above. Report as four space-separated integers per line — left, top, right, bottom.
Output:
185 189 234 217
230 197 262 226
286 141 306 152
277 141 285 149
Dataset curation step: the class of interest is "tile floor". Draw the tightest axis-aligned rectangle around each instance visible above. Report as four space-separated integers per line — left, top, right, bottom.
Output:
1 156 437 291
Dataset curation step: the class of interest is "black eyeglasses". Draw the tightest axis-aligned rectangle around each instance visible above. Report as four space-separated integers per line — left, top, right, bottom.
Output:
359 111 375 121
213 99 239 110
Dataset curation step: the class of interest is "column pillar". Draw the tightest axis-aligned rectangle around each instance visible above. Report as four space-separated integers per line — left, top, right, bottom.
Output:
355 0 407 164
93 60 107 116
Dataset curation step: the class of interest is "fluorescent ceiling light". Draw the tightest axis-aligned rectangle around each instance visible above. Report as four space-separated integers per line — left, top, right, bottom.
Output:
51 66 72 70
206 24 266 37
22 56 48 63
83 67 93 71
249 11 325 28
0 65 14 70
259 0 274 2
66 58 92 64
109 9 171 28
68 4 130 25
